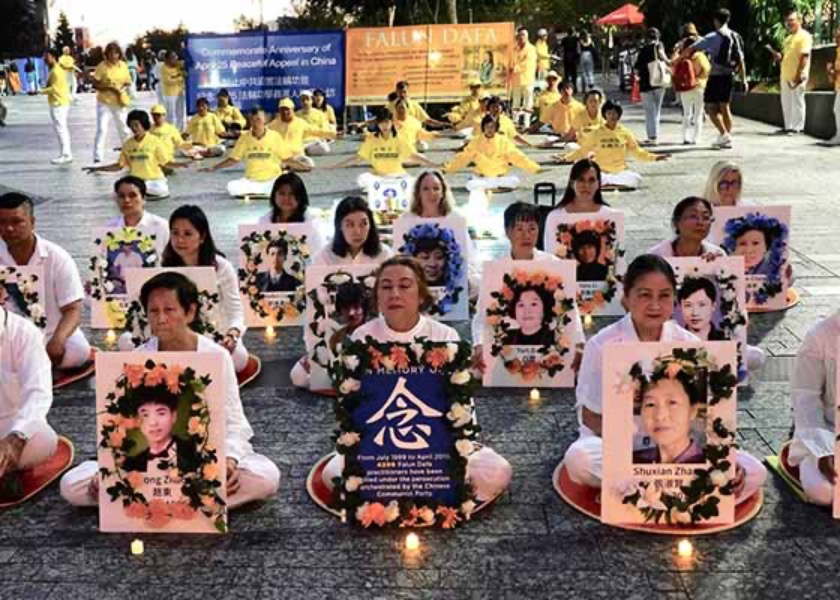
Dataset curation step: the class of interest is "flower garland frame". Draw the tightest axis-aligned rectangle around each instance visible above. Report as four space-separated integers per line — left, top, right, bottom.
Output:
88 228 159 302
331 337 479 529
238 229 310 325
98 360 227 533
552 219 624 313
123 290 223 348
720 213 788 306
485 269 576 380
619 347 738 526
0 267 47 329
397 223 465 316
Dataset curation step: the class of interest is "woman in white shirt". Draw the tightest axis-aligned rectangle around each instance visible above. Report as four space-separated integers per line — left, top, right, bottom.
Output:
563 254 766 504
257 172 326 254
789 310 840 505
321 256 512 501
105 175 170 251
648 196 726 258
61 272 279 508
703 161 750 207
160 205 249 373
312 196 392 266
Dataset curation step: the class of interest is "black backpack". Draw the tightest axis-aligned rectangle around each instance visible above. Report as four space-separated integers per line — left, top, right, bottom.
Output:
715 30 743 71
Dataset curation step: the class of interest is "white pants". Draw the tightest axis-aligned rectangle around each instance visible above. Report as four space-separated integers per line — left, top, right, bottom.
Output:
49 104 72 158
797 455 833 506
832 93 840 141
679 87 705 144
511 85 534 112
563 433 766 506
53 328 92 370
290 357 310 389
163 94 186 131
227 178 274 198
60 453 280 509
65 71 76 100
145 178 169 198
231 337 248 373
1 420 58 470
94 102 130 162
601 170 641 189
304 140 331 156
780 81 807 132
322 446 512 502
180 144 225 159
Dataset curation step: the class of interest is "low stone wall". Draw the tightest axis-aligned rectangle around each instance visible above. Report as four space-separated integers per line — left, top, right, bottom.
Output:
731 91 837 139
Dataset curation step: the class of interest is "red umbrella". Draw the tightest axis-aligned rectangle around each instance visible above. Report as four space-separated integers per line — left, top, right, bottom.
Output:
595 3 645 26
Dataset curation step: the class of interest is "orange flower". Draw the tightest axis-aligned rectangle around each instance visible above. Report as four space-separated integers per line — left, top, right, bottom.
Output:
436 506 461 529
121 417 137 430
543 353 562 368
144 364 168 387
108 429 126 448
425 347 449 369
170 502 197 520
560 232 573 246
593 221 606 234
576 220 593 232
125 471 144 490
146 499 173 528
369 348 384 370
123 364 146 388
283 303 299 318
124 502 147 520
359 502 387 528
390 346 411 370
164 364 184 394
505 359 522 373
501 287 514 301
665 363 682 379
203 461 220 481
520 361 541 381
592 291 605 305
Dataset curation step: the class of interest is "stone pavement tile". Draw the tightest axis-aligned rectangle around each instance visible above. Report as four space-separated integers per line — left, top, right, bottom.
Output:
680 572 835 600
44 584 260 600
0 583 56 600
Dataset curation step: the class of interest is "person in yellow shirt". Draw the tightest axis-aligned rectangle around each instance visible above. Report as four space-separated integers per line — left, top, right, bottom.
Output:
200 108 289 198
58 47 78 102
445 114 540 219
312 89 338 128
526 70 561 133
673 26 712 145
268 98 335 170
149 104 185 163
84 109 188 198
535 28 552 82
182 97 227 159
214 88 246 136
295 90 336 155
486 97 532 146
770 11 812 134
447 80 483 125
563 88 605 148
510 28 538 127
824 27 840 145
452 88 489 139
393 100 439 154
388 81 450 128
558 100 668 190
41 49 72 164
91 42 132 164
160 51 186 130
331 108 436 193
530 75 578 138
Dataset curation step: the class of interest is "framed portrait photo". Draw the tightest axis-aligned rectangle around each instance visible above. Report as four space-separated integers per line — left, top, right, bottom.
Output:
481 259 579 388
0 265 47 331
601 341 738 528
238 224 313 327
544 210 625 316
393 216 470 321
95 351 228 533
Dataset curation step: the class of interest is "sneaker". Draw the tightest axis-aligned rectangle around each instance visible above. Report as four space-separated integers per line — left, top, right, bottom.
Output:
51 155 73 165
712 133 732 148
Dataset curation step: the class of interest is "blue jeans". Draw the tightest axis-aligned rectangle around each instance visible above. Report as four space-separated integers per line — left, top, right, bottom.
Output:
580 53 595 90
641 87 665 141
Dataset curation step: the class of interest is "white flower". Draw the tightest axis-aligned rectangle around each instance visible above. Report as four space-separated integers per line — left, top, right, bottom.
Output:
144 254 156 265
342 355 360 370
29 304 45 319
455 439 475 457
709 469 729 487
316 289 330 307
103 281 115 293
381 357 395 371
669 507 692 524
96 257 109 269
637 484 667 512
418 507 435 524
447 403 472 428
460 500 476 518
339 378 361 394
384 500 400 523
299 244 310 256
337 431 361 447
450 370 471 385
18 281 31 294
345 476 363 492
314 346 330 366
555 243 568 257
411 343 425 360
445 343 459 361
331 273 351 285
616 477 639 498
639 358 655 379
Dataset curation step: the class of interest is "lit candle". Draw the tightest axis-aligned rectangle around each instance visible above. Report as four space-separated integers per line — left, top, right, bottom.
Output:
264 325 276 341
243 195 251 204
405 533 420 552
529 388 540 402
677 539 693 558
105 329 117 346
584 314 593 329
130 539 144 555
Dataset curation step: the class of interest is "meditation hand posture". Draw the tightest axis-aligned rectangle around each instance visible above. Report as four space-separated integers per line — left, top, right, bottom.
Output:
214 88 247 133
471 202 585 372
559 99 668 190
201 108 290 198
312 196 392 266
61 272 280 508
562 89 606 147
84 109 188 199
703 161 747 207
268 97 335 171
446 79 482 128
321 256 512 501
393 100 439 155
294 90 336 156
533 80 583 143
0 305 59 483
0 193 91 369
311 89 338 128
105 175 170 249
483 97 532 146
562 254 767 504
257 172 326 254
181 97 227 159
648 196 725 259
387 80 450 129
789 310 840 505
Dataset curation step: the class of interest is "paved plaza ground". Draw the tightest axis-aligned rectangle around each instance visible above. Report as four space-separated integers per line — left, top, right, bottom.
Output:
0 88 839 600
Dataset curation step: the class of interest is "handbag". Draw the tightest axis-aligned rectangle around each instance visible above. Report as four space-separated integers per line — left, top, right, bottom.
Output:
647 44 671 88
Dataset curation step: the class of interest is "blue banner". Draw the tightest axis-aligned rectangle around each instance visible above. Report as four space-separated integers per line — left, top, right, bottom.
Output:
354 371 457 506
185 30 345 114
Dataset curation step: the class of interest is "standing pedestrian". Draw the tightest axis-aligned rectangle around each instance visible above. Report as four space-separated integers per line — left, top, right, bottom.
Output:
58 47 78 102
160 51 186 130
561 28 580 92
41 49 73 164
510 28 537 128
24 58 38 94
579 32 598 91
125 48 139 98
769 11 812 135
825 27 840 145
535 28 552 83
91 42 132 163
635 28 670 145
673 24 711 145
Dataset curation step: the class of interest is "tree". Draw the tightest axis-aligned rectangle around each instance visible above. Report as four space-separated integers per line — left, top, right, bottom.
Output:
132 25 188 57
0 0 47 59
53 10 75 53
233 13 262 32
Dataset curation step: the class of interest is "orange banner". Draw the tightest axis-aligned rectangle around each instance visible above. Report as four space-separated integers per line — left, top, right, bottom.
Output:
345 23 515 106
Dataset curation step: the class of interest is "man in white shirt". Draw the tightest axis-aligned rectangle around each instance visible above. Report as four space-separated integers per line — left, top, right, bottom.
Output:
0 193 91 369
60 271 280 508
0 306 59 483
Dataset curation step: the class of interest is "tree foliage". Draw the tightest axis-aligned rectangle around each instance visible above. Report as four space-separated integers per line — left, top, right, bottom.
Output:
53 10 75 53
0 0 47 58
131 25 189 56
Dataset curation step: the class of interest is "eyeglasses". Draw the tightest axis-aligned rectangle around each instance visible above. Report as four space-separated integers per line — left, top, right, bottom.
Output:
717 179 742 191
681 213 715 224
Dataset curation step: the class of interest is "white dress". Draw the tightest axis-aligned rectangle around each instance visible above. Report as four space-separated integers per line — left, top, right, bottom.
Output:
322 315 513 501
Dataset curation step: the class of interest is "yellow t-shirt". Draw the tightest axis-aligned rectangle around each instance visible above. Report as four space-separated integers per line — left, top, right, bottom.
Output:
495 114 518 138
58 55 75 72
229 130 286 181
834 48 840 92
43 64 70 107
94 60 131 107
151 122 184 163
512 42 538 87
161 63 185 97
452 95 481 122
186 113 225 147
358 133 413 176
563 124 657 173
569 106 604 139
535 89 561 123
444 134 539 178
387 98 429 122
395 116 435 151
267 116 331 158
296 108 335 141
547 98 584 135
535 39 551 72
215 105 246 128
691 52 712 89
781 29 813 83
119 134 169 181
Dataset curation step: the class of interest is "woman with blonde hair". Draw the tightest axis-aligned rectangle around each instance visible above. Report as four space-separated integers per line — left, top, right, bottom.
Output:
408 170 455 218
703 160 747 206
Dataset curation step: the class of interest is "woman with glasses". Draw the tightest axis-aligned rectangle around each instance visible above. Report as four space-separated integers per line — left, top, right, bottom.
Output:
648 197 725 258
703 161 751 206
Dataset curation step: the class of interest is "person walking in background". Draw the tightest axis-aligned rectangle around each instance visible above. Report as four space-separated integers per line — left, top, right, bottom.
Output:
561 28 580 92
41 49 73 164
635 28 670 145
24 58 38 94
160 51 186 130
673 23 711 145
91 42 132 164
769 11 812 135
825 27 840 146
58 47 78 102
578 32 598 92
125 48 139 99
535 28 552 83
153 50 166 105
510 28 538 128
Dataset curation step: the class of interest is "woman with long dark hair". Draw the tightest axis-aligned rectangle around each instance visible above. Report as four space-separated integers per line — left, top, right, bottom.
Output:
312 196 392 266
